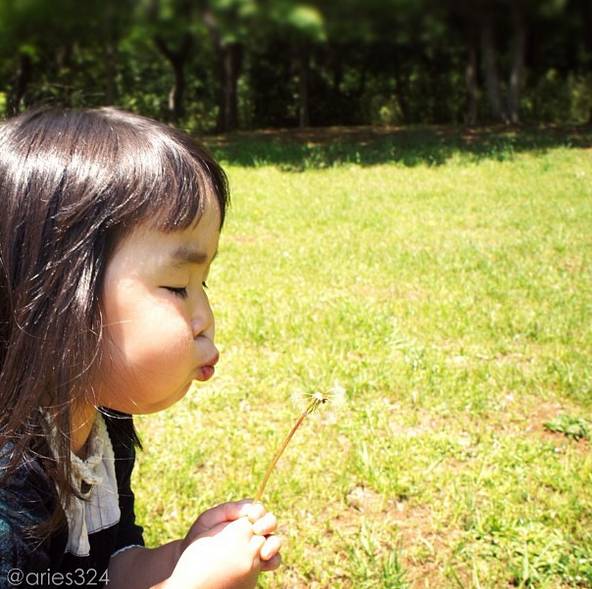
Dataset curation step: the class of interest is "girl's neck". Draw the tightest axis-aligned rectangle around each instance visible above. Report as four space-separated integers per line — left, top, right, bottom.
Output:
70 403 98 459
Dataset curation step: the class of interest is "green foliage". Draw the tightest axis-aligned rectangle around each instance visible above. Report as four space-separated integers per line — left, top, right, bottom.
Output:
544 414 591 441
269 1 326 41
0 0 590 126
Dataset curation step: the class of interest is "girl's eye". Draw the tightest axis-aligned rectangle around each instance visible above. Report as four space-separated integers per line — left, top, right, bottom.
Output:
202 281 209 290
164 286 188 299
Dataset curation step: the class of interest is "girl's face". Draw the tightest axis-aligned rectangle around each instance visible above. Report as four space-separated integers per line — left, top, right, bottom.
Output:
95 197 221 415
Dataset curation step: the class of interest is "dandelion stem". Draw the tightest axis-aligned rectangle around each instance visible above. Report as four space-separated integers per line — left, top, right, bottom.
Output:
254 397 322 502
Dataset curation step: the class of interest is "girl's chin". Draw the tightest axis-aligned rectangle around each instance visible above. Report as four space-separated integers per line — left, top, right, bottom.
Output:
102 385 194 415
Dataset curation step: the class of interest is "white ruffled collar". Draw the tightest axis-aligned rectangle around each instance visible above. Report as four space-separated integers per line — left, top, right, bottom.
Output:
69 413 108 494
41 410 121 556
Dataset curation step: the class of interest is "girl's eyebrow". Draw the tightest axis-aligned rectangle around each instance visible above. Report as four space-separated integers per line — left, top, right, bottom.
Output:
170 246 218 267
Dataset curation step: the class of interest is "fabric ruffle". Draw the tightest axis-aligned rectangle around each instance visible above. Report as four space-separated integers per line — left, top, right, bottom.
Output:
41 410 121 557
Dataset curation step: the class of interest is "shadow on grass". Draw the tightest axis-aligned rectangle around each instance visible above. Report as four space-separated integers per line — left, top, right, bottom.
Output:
202 124 592 170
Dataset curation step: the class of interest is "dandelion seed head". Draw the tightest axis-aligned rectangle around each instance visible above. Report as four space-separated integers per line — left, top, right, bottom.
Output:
312 391 329 404
289 382 348 423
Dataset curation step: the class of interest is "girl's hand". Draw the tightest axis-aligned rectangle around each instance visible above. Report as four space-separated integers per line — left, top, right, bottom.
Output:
168 500 281 588
185 500 281 569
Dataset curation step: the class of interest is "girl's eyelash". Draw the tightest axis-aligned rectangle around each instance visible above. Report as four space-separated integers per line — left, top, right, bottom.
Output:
165 286 188 298
163 283 208 297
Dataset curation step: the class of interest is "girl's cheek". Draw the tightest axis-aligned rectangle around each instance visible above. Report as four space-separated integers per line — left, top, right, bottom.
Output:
107 298 192 361
133 308 192 353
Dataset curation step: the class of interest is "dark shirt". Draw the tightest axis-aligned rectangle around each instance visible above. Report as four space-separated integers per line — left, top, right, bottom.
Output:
0 414 144 589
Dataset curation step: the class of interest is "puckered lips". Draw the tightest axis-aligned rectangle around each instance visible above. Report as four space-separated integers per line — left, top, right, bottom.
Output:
194 352 219 382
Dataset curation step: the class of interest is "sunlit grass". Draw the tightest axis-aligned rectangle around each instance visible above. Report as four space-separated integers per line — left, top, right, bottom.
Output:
133 129 592 588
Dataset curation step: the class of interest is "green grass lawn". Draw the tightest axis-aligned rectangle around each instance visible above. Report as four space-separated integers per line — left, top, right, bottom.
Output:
133 126 592 588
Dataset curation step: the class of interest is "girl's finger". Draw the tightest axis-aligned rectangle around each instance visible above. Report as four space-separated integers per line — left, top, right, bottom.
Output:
259 534 282 561
260 552 282 572
245 501 266 523
199 499 255 529
252 511 277 535
249 533 266 554
195 519 233 539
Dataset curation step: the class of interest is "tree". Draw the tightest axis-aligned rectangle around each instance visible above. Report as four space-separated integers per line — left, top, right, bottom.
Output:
480 2 508 122
446 0 532 124
0 0 135 115
102 0 135 105
0 0 61 114
0 0 586 128
269 2 325 127
508 0 527 123
144 0 196 122
197 0 258 132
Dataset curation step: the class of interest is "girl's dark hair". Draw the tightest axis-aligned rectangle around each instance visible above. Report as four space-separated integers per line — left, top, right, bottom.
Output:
0 107 229 536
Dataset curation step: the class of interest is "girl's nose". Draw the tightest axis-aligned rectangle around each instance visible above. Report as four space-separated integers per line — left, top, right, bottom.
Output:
192 317 214 340
192 303 214 339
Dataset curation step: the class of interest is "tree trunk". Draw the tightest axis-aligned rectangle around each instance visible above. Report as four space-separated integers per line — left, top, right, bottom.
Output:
104 38 118 105
480 13 507 123
464 30 479 125
578 0 592 122
215 55 226 133
581 0 592 55
7 53 32 116
394 65 409 124
103 0 119 105
170 59 187 121
222 42 242 131
328 45 343 121
508 2 526 124
202 6 241 132
154 33 193 122
295 45 310 128
330 47 343 93
55 43 75 106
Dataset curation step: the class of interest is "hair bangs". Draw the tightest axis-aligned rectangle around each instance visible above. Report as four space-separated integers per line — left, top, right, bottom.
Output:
85 108 229 237
139 139 218 233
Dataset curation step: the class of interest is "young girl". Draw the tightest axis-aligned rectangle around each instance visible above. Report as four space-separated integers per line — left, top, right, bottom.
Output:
0 107 281 588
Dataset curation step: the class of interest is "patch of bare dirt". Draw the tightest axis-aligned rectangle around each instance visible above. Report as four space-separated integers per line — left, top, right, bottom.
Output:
205 125 406 147
320 486 468 589
494 395 590 453
389 503 466 589
204 123 592 148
